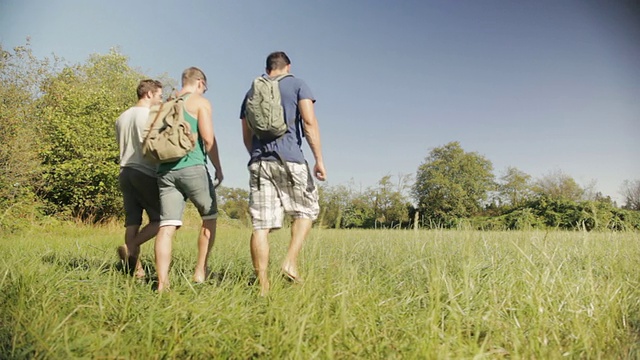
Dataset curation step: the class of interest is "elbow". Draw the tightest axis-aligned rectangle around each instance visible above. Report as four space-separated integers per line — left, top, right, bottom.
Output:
202 137 214 150
302 117 319 130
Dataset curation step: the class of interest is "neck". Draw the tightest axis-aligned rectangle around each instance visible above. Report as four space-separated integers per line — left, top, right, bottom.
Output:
136 98 152 108
268 69 288 77
180 85 197 96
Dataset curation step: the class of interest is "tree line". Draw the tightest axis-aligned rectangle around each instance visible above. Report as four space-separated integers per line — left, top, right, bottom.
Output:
1 42 639 232
311 141 640 231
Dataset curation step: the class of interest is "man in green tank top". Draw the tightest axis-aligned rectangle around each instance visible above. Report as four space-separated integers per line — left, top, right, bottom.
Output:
154 67 224 292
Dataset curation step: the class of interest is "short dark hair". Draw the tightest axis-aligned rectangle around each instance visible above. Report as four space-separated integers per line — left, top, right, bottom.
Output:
137 79 162 99
266 51 291 72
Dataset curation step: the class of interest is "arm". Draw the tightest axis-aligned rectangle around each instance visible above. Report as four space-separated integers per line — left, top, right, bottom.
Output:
115 125 120 146
299 99 326 181
197 97 224 185
241 118 253 154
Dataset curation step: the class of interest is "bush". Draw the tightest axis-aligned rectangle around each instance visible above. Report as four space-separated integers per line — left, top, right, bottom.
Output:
37 50 142 221
0 42 56 230
504 208 545 230
470 197 640 231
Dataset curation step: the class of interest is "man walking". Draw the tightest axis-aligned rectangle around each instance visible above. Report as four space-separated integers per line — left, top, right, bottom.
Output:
115 79 164 278
154 67 223 292
240 51 327 296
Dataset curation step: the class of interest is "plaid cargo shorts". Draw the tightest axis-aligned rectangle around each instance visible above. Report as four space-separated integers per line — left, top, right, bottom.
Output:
248 161 319 230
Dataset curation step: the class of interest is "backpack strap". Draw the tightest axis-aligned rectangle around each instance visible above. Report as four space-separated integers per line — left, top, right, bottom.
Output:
254 74 297 190
142 92 191 145
254 151 295 191
267 73 306 138
304 161 315 192
274 151 295 188
142 101 166 145
275 74 306 138
275 73 292 81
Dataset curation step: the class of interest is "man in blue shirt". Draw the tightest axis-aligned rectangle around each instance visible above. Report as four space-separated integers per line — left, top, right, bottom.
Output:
240 51 327 296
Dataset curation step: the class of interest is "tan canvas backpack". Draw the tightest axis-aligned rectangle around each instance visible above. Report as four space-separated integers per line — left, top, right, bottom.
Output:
142 94 196 163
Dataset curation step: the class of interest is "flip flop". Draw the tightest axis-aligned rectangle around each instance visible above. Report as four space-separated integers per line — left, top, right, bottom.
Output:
282 270 304 285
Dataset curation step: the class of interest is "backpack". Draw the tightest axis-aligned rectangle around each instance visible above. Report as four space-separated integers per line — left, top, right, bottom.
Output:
245 74 292 141
142 94 196 163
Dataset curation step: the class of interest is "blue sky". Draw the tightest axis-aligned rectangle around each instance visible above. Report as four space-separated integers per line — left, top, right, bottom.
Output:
2 0 638 203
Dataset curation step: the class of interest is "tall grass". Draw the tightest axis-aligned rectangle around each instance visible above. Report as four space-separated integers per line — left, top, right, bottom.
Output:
1 223 639 358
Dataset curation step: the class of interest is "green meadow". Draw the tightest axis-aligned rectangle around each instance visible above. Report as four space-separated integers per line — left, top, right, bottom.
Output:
1 220 639 359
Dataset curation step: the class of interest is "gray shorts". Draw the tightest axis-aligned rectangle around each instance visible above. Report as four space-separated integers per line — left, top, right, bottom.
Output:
158 165 218 227
119 167 161 226
248 161 319 230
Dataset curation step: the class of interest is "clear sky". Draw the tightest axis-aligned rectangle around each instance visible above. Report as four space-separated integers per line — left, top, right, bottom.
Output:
1 0 638 203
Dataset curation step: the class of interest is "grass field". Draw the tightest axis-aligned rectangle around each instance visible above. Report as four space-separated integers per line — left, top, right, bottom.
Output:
1 221 639 359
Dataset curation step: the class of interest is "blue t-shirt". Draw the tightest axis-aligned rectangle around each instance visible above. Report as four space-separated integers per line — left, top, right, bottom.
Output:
240 75 315 164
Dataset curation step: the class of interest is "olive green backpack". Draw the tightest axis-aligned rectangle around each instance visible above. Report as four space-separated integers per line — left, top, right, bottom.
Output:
245 74 292 141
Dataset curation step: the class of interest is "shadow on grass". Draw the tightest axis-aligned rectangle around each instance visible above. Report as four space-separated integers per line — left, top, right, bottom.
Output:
41 252 113 274
39 252 257 292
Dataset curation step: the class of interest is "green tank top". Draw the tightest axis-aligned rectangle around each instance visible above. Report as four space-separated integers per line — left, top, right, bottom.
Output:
157 97 206 173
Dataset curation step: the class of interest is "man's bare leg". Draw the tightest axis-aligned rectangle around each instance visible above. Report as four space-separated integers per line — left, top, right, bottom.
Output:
282 218 312 282
119 226 139 259
155 225 177 292
121 222 159 277
193 219 216 283
135 222 160 247
119 226 140 276
250 229 271 296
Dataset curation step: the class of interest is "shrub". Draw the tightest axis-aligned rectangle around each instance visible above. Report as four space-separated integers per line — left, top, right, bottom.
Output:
37 50 141 221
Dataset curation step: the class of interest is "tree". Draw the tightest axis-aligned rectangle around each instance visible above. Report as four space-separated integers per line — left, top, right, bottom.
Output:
37 49 145 220
497 166 533 207
217 186 250 225
0 40 59 230
581 179 599 201
621 179 640 210
532 170 583 201
318 175 413 229
342 192 375 228
412 142 494 224
368 175 410 228
317 183 353 228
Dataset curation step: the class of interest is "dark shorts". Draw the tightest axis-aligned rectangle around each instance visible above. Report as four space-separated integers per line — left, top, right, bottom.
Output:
119 167 161 226
158 165 218 227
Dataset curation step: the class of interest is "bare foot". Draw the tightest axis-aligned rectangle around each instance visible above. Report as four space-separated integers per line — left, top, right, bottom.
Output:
256 271 270 297
117 245 128 262
118 245 145 278
193 267 210 283
134 267 146 279
259 282 270 297
157 281 170 293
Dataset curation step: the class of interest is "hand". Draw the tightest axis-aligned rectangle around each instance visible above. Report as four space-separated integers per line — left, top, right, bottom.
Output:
313 162 326 181
214 168 224 187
